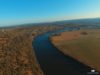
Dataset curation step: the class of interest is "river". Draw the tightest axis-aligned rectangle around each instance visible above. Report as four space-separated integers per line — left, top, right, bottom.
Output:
33 27 99 75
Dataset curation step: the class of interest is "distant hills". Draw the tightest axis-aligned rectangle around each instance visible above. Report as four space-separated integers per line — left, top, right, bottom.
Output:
33 17 100 26
1 17 100 28
52 18 100 25
66 18 100 24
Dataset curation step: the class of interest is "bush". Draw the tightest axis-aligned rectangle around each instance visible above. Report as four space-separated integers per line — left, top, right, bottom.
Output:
80 31 88 35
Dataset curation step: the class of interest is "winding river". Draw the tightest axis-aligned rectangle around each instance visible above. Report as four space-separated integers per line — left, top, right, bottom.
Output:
33 27 97 75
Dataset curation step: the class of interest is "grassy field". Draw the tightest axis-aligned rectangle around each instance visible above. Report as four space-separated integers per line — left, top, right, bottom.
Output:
51 29 100 72
0 28 44 75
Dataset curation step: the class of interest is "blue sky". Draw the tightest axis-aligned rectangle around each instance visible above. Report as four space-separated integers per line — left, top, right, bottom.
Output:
0 0 100 26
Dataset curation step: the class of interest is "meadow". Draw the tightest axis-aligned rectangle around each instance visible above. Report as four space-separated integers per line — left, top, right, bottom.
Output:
51 29 100 72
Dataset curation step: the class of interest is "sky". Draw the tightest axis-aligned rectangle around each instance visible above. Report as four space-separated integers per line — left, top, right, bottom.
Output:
0 0 100 26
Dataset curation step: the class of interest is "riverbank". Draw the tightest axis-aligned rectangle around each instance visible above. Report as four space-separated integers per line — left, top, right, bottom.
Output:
51 29 100 72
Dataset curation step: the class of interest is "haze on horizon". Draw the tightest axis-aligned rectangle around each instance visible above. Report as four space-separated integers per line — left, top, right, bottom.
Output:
0 0 100 26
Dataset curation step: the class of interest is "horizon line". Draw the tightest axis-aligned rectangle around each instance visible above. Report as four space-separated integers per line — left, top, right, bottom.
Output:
0 17 100 27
